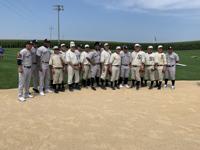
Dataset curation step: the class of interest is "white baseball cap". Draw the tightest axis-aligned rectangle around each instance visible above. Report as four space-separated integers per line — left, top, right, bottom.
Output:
158 45 163 49
148 46 153 49
85 44 90 48
135 43 141 47
116 46 121 50
104 43 109 47
61 43 66 47
53 46 59 50
70 41 75 48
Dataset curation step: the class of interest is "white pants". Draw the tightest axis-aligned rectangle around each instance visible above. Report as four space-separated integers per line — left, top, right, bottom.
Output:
68 65 80 84
155 66 164 81
111 66 120 82
144 66 155 81
165 66 176 80
18 67 32 97
91 64 101 78
120 65 130 78
39 63 50 92
82 65 91 80
31 64 39 89
131 66 141 81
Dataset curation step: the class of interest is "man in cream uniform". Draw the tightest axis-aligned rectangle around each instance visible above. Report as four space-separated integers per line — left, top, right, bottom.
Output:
155 45 167 90
31 40 39 93
144 46 156 89
164 46 179 89
60 43 67 91
17 41 33 102
100 43 111 89
130 44 145 90
37 39 53 96
49 46 64 93
110 46 121 90
86 42 101 90
66 41 81 91
80 44 91 88
119 45 131 88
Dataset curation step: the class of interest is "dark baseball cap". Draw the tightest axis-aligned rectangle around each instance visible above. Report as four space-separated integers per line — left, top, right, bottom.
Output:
44 39 51 43
32 39 38 44
26 41 33 45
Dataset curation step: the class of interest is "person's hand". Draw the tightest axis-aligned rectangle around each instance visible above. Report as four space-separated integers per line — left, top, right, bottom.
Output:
52 69 55 75
18 67 23 73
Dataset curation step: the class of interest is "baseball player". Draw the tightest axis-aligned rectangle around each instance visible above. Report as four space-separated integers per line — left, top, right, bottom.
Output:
154 45 167 90
110 46 121 90
100 43 111 89
139 46 146 87
86 42 101 90
164 46 180 89
31 40 39 93
130 44 145 90
60 43 68 91
49 46 65 93
144 46 156 89
0 46 5 60
36 39 53 96
119 45 131 88
80 44 91 88
17 41 33 102
66 41 81 91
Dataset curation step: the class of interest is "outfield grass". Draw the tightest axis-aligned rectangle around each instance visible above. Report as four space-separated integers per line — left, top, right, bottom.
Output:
0 48 200 89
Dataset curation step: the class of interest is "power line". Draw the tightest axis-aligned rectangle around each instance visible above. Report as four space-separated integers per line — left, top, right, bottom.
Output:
53 5 64 44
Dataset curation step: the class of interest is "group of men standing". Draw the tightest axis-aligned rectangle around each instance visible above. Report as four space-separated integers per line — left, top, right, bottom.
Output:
17 39 179 102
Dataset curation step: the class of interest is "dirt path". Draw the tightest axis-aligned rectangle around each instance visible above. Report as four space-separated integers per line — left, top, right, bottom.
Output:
0 81 200 150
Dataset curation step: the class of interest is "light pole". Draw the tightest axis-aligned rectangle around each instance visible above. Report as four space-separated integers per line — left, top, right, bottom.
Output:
53 5 64 44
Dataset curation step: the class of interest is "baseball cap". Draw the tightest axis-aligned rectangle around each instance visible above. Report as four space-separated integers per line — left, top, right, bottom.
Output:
61 43 66 47
148 46 153 49
116 46 121 50
85 44 90 48
26 41 33 45
32 39 38 44
158 45 163 49
168 46 173 49
135 43 141 47
104 43 109 47
123 45 128 49
94 42 100 46
70 41 75 48
53 46 59 50
44 39 50 43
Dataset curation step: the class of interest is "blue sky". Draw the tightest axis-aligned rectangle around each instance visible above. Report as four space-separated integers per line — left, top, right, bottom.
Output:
0 0 200 42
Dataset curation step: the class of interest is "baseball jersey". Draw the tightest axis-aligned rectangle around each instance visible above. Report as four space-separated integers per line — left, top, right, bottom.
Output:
18 48 32 66
120 51 131 65
59 51 66 64
155 52 167 65
130 51 145 66
31 47 37 63
166 52 179 66
101 49 111 65
49 54 63 68
144 52 156 66
87 50 100 64
36 46 51 63
110 52 121 66
80 51 90 65
75 50 81 63
66 50 79 65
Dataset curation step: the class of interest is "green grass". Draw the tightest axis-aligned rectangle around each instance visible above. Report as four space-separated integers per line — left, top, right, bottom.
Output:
0 48 200 89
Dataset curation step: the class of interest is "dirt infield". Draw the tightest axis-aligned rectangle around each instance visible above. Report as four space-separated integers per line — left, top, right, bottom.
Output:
0 81 200 150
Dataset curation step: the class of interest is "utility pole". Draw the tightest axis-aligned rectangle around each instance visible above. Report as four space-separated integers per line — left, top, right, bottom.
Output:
49 26 53 40
53 5 64 44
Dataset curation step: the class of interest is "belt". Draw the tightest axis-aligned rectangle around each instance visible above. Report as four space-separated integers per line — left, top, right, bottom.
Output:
157 65 164 66
112 65 120 67
122 64 129 66
84 64 90 66
73 64 79 66
54 67 63 69
167 65 175 67
145 65 154 67
132 65 140 67
32 63 37 65
24 66 31 69
42 61 49 64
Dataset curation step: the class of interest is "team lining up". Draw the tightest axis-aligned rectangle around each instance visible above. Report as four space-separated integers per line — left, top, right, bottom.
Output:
17 39 180 102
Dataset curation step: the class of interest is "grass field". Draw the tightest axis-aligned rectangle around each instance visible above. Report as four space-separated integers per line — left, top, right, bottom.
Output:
0 48 200 89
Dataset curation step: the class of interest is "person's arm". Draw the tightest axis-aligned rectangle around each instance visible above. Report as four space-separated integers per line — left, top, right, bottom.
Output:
36 47 42 71
17 51 23 73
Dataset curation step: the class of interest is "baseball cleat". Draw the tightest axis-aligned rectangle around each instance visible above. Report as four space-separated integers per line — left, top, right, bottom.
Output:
45 89 53 93
164 84 167 88
119 84 124 88
40 92 45 96
18 97 26 102
171 86 175 89
25 94 33 98
125 84 130 88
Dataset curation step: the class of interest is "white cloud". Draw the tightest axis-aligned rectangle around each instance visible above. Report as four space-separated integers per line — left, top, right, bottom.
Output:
85 0 200 14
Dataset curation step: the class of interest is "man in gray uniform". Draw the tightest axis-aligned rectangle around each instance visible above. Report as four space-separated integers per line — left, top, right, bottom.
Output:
86 42 101 90
17 41 33 102
36 39 53 96
164 46 180 89
119 45 131 88
31 40 39 93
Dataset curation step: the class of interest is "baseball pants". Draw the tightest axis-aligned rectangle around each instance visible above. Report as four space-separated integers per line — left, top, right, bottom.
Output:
155 66 164 81
165 66 176 80
53 69 63 84
111 66 120 82
144 66 155 81
39 63 50 92
131 66 141 81
68 65 80 84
